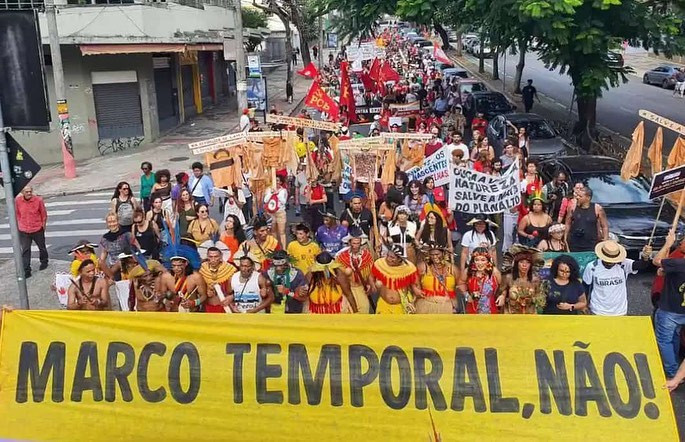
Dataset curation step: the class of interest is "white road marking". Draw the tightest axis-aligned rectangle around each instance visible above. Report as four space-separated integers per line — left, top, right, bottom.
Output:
0 218 104 230
0 229 104 241
45 199 110 207
0 245 52 254
2 209 76 219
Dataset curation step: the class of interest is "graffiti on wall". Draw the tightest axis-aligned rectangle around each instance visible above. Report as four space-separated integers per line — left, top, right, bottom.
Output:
57 99 74 157
97 137 144 156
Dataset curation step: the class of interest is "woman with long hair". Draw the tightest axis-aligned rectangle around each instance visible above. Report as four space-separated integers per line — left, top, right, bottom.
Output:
517 196 552 247
220 214 246 261
416 210 452 257
544 254 587 315
110 181 139 233
423 177 435 204
498 245 546 314
385 205 417 263
417 243 460 314
457 247 501 314
146 196 166 233
176 188 197 238
150 169 173 214
538 223 569 252
404 180 429 221
131 208 159 259
187 204 219 243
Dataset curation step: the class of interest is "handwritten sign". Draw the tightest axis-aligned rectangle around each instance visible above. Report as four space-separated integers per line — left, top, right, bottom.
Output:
406 146 450 186
266 114 341 131
188 132 244 150
639 110 685 136
449 158 522 213
379 132 432 140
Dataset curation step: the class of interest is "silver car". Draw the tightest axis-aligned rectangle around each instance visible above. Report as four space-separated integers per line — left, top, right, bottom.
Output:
643 65 681 89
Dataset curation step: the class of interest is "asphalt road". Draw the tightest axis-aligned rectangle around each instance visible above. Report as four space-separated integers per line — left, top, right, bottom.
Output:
463 49 684 149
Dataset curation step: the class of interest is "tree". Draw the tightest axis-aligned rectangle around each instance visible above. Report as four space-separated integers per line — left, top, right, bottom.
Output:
252 1 295 90
242 6 269 53
520 0 685 149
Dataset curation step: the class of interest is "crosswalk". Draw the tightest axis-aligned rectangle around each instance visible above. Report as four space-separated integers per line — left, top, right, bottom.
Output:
0 190 126 259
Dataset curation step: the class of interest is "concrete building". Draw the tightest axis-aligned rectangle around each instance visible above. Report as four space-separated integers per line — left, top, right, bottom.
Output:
3 0 240 165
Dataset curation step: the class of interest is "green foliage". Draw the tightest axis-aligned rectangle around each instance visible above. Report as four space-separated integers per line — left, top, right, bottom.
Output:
242 6 269 29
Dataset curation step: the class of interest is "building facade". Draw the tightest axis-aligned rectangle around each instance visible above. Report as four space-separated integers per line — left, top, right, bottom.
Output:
2 0 239 164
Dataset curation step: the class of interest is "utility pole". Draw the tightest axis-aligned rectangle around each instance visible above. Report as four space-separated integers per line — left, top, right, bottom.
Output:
318 14 324 69
45 0 76 178
0 104 30 309
233 0 247 111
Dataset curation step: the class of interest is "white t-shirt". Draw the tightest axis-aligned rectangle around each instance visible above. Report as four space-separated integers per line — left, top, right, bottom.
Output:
582 259 636 316
461 230 497 255
239 114 250 132
264 187 288 213
449 142 469 160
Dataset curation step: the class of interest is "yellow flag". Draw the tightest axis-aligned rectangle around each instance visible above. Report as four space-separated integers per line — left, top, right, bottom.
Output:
667 137 685 170
620 121 644 181
646 127 663 174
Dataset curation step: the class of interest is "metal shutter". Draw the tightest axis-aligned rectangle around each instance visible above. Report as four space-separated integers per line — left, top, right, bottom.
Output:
93 82 143 139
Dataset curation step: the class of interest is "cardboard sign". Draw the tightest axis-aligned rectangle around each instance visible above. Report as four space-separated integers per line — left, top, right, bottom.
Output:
405 146 450 186
648 164 685 199
379 132 432 140
449 158 522 213
265 114 340 131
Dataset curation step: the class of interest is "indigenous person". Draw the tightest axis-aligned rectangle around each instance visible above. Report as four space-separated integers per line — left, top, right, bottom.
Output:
416 210 452 257
336 228 374 314
305 252 357 314
129 260 176 312
565 186 609 252
460 215 498 270
543 254 587 315
287 223 321 274
457 247 501 314
67 259 110 311
582 240 650 316
517 196 552 247
386 205 417 262
169 251 206 313
316 210 348 255
15 186 48 277
69 240 99 278
240 217 280 269
538 223 569 252
340 193 373 237
264 250 307 313
225 247 273 313
369 243 422 314
498 245 546 314
417 243 459 314
200 245 237 313
110 181 138 233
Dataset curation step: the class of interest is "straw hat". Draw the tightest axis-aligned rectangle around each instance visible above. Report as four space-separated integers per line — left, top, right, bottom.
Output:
595 240 626 264
466 214 498 228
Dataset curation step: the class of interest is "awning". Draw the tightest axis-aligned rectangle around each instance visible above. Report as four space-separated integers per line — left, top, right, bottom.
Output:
80 43 222 56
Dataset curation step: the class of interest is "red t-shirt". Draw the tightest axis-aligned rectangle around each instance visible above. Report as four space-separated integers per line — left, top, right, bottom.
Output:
311 185 325 202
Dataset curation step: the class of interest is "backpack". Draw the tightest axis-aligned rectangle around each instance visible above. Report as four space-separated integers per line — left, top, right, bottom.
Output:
116 199 134 225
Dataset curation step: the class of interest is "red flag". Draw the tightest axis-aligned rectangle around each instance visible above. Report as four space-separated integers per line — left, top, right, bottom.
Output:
380 61 400 82
433 43 451 64
360 71 376 93
339 61 357 123
297 62 319 79
369 58 381 81
304 81 340 121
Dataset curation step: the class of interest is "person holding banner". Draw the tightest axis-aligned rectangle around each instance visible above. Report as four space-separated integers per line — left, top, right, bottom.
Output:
457 247 501 314
264 250 307 314
225 247 273 314
416 242 459 314
369 243 422 314
336 228 374 314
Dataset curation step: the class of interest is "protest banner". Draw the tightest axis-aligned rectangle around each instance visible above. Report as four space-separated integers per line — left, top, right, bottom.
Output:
405 146 450 186
265 114 341 131
0 311 676 441
449 159 522 213
648 164 685 200
389 101 421 117
339 151 352 195
539 251 598 280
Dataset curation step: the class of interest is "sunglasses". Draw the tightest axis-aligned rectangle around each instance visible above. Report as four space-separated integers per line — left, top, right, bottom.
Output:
198 210 208 214
121 187 130 191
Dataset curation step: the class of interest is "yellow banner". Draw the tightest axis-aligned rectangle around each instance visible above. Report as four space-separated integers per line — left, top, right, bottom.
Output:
0 312 677 441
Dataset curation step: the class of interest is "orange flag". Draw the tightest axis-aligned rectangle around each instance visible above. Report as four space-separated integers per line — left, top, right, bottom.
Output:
667 137 685 170
620 121 644 181
647 127 663 174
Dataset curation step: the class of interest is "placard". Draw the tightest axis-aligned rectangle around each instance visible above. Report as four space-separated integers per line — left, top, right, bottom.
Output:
265 114 341 131
405 146 450 186
448 158 521 213
648 164 685 199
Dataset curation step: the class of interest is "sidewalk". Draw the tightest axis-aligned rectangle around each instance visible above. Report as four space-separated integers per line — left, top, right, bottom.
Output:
3 64 309 200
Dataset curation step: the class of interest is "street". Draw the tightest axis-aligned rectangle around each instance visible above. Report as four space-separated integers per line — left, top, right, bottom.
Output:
462 48 685 149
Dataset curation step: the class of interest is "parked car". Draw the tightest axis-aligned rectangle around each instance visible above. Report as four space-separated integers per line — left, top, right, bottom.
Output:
455 78 488 105
462 91 515 125
465 38 480 54
537 156 684 252
604 51 624 70
471 42 493 58
643 65 682 89
435 61 455 72
442 67 469 80
486 113 565 158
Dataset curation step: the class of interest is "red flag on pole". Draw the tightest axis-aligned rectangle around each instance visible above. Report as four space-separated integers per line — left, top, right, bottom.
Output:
433 43 452 64
380 61 401 82
304 81 340 121
297 62 320 79
339 61 357 123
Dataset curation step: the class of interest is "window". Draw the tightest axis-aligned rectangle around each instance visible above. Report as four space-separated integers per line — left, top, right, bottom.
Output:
0 0 44 9
575 173 652 205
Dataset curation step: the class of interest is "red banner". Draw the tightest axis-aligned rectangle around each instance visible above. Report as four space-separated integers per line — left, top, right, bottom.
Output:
297 62 319 79
433 43 452 64
339 61 357 123
304 81 340 121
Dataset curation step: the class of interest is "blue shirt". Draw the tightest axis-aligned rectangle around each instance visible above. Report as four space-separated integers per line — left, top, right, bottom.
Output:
316 224 348 255
188 174 214 203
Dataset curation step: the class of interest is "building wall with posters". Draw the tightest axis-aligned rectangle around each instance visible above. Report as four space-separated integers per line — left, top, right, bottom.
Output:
3 0 237 165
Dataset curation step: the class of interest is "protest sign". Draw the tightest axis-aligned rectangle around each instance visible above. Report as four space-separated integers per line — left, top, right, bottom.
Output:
0 311 676 441
339 151 352 195
406 146 450 186
449 159 522 213
648 164 685 199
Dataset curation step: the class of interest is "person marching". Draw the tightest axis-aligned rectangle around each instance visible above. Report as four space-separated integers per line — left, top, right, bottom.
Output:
69 240 99 277
336 228 374 313
169 248 206 313
369 242 423 314
67 259 110 311
305 252 357 314
227 245 273 313
498 245 547 314
240 217 280 270
417 242 460 314
199 244 237 313
287 223 321 275
264 250 307 313
128 259 176 312
457 247 502 314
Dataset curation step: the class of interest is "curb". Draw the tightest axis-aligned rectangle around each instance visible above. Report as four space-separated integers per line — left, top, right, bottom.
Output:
28 95 307 200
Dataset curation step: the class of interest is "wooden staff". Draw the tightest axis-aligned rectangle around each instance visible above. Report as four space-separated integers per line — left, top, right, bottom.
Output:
369 155 381 257
672 188 685 230
648 198 667 246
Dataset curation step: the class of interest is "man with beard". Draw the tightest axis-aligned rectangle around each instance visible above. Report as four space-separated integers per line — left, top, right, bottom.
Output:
336 228 374 313
265 250 307 313
225 247 273 313
170 256 207 313
129 260 176 312
369 242 423 314
240 217 280 270
200 246 237 313
67 259 110 310
340 194 373 239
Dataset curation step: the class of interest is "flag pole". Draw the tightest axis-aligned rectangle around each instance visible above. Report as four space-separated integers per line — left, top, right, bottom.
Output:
648 198 666 246
672 188 685 230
